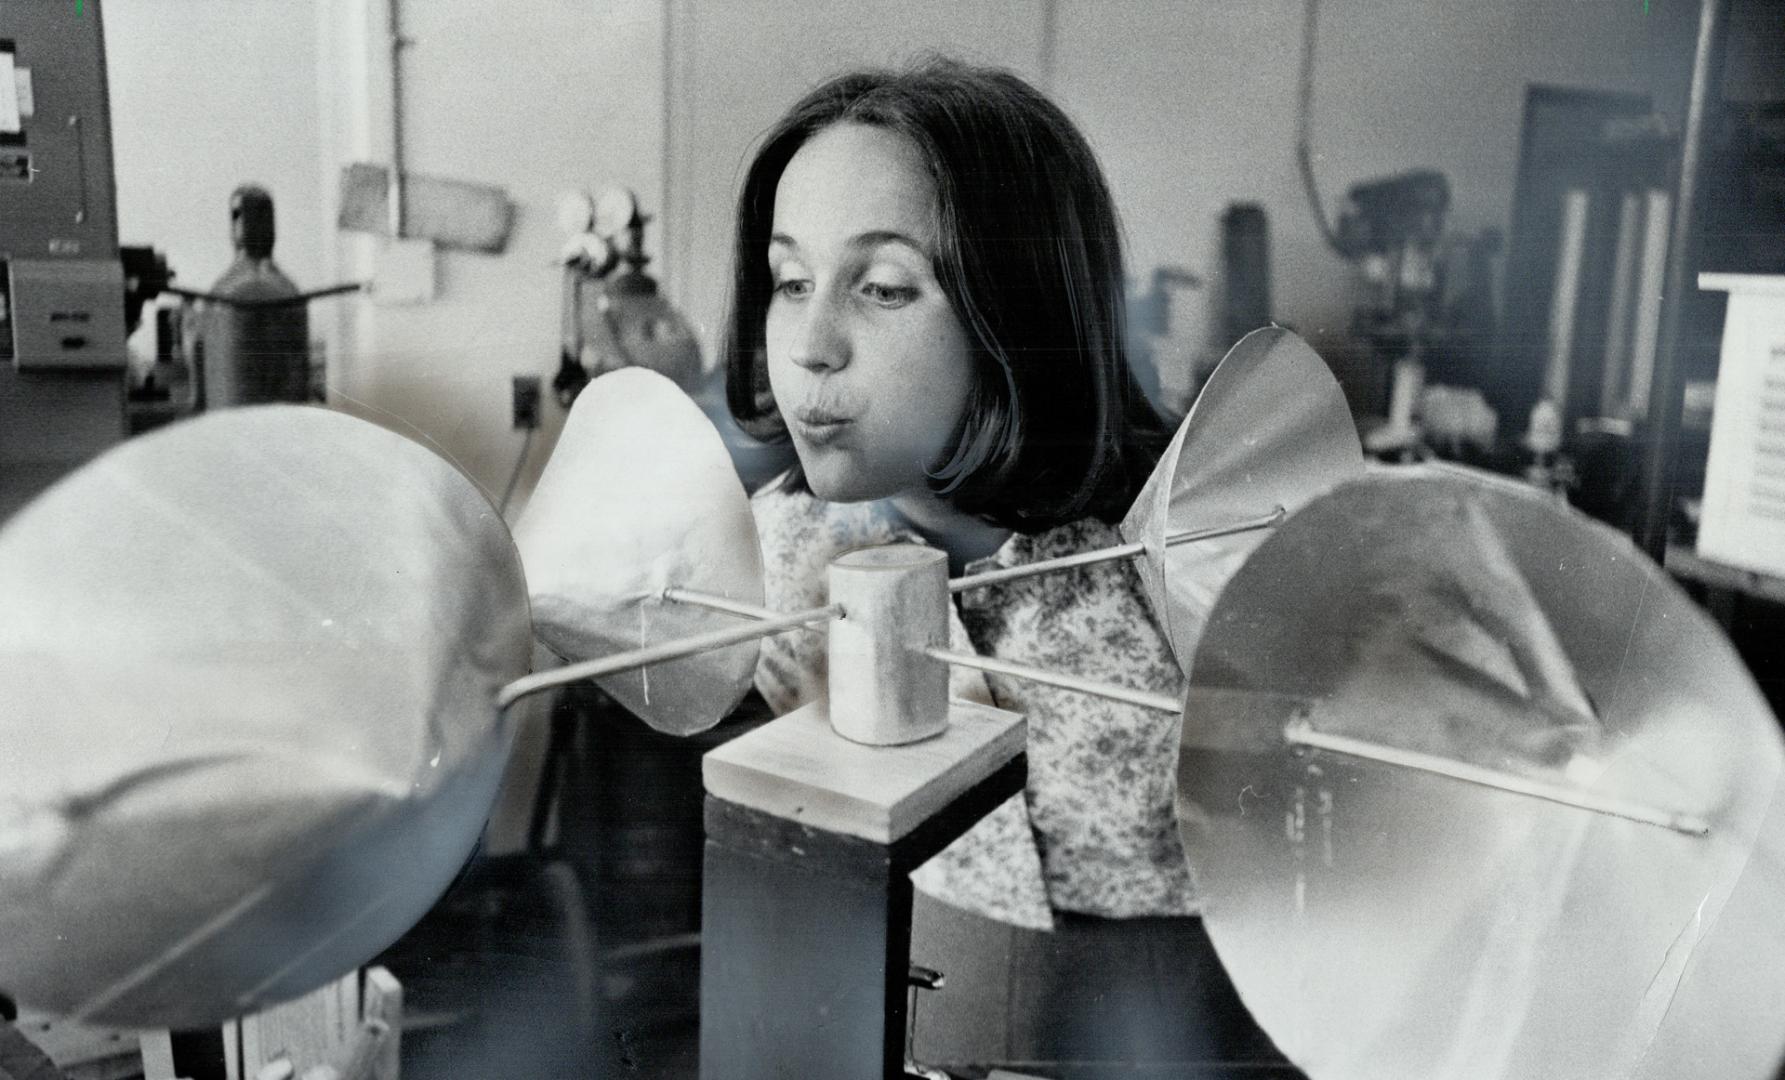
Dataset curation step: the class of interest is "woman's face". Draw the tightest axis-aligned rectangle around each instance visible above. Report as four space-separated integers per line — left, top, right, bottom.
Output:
764 123 975 505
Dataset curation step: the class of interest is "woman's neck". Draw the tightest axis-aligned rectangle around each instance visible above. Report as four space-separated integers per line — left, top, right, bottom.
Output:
884 489 1012 575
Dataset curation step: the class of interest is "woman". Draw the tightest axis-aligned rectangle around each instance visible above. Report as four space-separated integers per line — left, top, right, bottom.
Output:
719 58 1286 1069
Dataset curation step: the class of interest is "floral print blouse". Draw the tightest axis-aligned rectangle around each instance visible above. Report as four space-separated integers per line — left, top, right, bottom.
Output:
751 478 1198 931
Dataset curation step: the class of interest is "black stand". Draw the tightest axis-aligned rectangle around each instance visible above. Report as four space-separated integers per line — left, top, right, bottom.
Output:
699 756 1025 1080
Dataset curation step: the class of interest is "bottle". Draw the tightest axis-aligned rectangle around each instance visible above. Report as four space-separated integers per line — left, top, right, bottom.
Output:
202 186 308 408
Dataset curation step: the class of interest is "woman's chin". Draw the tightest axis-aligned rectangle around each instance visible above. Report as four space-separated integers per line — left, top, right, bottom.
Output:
799 458 890 505
803 471 877 504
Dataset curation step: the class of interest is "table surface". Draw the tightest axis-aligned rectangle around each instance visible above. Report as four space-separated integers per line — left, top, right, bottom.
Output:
1666 544 1785 605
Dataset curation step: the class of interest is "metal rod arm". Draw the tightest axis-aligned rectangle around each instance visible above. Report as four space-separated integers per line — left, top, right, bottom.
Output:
495 603 842 710
165 282 368 308
948 507 1284 593
661 588 783 622
665 589 1185 714
924 647 1184 715
1282 718 1710 837
948 541 1143 593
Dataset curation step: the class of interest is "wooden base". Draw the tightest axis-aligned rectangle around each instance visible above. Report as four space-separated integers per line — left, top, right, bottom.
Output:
702 698 1025 844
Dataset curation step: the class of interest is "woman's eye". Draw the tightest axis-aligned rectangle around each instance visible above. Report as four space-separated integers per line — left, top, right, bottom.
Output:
861 282 916 307
773 278 812 299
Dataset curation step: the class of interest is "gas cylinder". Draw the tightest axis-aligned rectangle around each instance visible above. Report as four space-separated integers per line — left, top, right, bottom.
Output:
201 186 310 408
578 269 703 390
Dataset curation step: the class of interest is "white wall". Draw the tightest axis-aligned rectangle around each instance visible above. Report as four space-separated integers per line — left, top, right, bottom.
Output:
107 0 666 508
321 0 667 509
105 0 328 292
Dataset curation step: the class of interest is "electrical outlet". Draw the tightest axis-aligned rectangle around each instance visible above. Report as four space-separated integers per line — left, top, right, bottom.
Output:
511 375 542 430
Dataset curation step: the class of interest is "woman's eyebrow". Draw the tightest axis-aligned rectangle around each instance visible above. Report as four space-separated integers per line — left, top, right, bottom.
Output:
849 229 927 255
767 229 928 255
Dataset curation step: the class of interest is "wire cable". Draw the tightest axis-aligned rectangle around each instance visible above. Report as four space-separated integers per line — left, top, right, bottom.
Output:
1297 0 1350 258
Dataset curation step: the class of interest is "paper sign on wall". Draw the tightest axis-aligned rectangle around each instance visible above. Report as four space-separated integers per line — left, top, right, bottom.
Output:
1698 273 1785 579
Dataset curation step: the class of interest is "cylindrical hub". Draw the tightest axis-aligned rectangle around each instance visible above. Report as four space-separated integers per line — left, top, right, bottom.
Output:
826 544 949 745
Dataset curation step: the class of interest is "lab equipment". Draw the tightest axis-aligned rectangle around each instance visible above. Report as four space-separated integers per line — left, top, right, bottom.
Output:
0 406 535 1029
1297 0 1451 334
0 1 131 519
698 691 1026 1080
1127 263 1205 419
0 1 356 522
198 186 309 407
157 188 364 410
1500 88 1668 430
513 367 764 736
1119 326 1362 673
0 328 1350 1029
1218 204 1272 349
1 320 1778 1080
1180 463 1785 1080
825 545 952 746
1342 170 1452 385
552 187 703 407
513 330 1359 737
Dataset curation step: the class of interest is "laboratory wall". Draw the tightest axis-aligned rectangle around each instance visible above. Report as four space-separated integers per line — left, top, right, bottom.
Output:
105 1 328 295
1050 0 1699 362
104 0 1697 506
317 0 667 512
660 0 1698 384
104 0 665 515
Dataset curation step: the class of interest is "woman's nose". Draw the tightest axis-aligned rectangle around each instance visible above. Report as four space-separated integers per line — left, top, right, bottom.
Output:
786 294 849 373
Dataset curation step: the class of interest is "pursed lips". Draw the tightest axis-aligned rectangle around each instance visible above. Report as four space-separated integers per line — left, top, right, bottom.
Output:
793 405 852 425
791 401 855 445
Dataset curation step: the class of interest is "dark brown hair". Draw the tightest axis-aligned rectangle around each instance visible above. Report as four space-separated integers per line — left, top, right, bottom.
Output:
722 58 1168 531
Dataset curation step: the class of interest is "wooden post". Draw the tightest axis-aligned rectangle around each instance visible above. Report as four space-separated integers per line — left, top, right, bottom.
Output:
827 544 951 745
699 699 1026 1080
